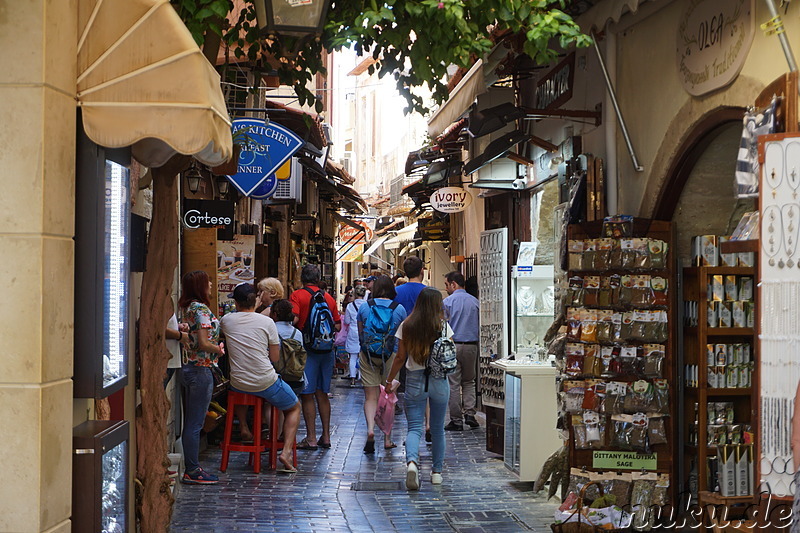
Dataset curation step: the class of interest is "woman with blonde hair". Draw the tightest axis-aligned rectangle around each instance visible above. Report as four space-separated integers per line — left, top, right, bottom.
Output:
385 287 452 490
257 277 284 316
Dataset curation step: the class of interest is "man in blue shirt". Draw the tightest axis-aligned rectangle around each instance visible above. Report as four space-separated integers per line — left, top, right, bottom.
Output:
393 256 426 315
443 271 480 430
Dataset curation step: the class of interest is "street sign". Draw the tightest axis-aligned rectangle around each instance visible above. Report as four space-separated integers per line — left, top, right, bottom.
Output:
224 119 304 197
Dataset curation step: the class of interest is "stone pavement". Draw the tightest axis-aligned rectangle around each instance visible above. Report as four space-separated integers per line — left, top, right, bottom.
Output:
171 379 559 532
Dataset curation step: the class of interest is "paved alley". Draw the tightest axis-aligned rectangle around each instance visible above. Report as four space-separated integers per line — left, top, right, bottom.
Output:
170 379 559 532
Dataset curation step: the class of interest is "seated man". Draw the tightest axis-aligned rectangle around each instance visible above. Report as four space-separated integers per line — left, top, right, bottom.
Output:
221 283 301 472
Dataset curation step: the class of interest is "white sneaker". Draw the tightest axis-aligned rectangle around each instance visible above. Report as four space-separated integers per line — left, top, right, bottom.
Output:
431 472 443 485
406 462 420 490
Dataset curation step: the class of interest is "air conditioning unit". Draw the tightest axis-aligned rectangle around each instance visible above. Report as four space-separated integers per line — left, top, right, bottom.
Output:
295 179 318 218
341 151 354 174
269 158 303 202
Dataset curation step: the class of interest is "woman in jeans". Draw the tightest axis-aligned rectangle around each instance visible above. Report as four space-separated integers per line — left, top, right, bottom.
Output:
178 270 224 484
343 285 367 387
385 287 452 490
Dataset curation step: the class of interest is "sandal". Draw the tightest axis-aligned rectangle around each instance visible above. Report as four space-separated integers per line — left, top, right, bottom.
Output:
384 442 397 450
318 440 331 449
363 438 375 455
297 438 318 450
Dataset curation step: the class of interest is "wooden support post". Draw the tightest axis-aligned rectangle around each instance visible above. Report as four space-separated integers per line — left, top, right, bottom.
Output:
135 155 189 531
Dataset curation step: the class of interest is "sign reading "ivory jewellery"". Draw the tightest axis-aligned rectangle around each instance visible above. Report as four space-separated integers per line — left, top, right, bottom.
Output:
225 118 304 197
430 187 472 213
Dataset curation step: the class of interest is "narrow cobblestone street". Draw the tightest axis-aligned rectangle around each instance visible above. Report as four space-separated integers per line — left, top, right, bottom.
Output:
171 379 559 532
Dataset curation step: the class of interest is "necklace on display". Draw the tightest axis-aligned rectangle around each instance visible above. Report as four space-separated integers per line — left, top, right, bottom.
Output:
766 142 784 199
781 203 799 268
764 205 783 267
517 286 535 315
786 141 800 199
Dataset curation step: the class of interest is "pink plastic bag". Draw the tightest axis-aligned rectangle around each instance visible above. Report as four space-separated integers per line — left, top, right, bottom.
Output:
374 385 398 435
334 321 349 347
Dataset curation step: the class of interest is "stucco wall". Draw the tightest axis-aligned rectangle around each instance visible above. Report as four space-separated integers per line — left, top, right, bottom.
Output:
611 0 800 216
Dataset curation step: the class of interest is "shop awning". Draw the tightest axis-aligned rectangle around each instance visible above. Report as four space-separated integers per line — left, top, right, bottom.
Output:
77 0 233 168
577 0 653 31
427 59 485 139
364 235 390 257
383 222 418 250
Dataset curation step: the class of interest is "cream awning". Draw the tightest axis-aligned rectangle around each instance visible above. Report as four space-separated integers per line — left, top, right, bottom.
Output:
383 222 418 250
576 0 654 31
77 0 232 168
427 59 485 139
364 235 390 257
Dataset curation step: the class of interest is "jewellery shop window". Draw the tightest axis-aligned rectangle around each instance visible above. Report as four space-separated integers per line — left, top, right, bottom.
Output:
511 182 558 363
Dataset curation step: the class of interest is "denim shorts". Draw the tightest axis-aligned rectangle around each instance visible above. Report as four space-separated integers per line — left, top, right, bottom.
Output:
302 350 335 394
232 376 299 411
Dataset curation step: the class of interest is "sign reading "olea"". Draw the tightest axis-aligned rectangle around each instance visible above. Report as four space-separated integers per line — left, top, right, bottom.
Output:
430 187 472 213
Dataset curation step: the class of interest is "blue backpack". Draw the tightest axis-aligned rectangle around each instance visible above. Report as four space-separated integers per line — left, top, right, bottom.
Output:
302 288 335 353
361 299 400 360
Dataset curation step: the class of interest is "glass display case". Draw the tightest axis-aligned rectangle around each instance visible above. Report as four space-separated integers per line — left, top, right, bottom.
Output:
503 373 522 475
511 264 555 361
73 420 130 533
74 125 131 398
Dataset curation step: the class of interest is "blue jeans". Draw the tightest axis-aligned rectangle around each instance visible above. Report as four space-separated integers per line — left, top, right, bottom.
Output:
404 369 449 472
180 364 213 473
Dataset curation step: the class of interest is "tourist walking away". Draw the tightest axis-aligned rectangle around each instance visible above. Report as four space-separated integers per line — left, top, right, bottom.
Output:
363 275 376 300
357 275 407 453
341 284 354 314
344 285 368 387
443 271 481 431
178 270 224 484
257 277 284 316
385 287 456 490
271 299 308 395
394 256 426 314
220 284 301 473
290 264 340 450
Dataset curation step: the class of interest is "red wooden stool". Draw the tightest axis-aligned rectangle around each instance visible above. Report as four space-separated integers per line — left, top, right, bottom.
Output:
220 390 267 473
264 404 297 470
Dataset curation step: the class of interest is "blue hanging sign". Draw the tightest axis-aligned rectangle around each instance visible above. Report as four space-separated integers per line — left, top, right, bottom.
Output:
225 119 304 197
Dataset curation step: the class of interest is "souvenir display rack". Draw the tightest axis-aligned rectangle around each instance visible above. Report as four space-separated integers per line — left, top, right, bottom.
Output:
754 133 800 505
681 263 757 505
561 218 676 504
479 227 509 409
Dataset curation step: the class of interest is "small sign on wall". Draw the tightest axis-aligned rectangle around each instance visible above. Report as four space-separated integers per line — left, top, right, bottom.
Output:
677 0 754 96
430 187 473 213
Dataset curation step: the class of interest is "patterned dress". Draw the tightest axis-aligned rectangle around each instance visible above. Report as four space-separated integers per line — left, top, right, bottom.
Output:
182 301 221 367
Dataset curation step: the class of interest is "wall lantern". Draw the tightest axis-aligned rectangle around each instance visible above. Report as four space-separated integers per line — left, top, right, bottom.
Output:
216 175 230 196
185 165 202 194
253 0 331 36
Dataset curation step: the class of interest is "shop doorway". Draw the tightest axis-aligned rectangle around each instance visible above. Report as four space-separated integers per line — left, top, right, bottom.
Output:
654 107 755 265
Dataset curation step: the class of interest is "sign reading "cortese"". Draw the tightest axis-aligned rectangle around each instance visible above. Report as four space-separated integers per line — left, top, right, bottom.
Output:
182 199 235 239
430 187 472 213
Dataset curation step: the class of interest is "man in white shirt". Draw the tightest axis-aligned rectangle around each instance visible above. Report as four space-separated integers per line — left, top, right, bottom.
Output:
221 283 301 473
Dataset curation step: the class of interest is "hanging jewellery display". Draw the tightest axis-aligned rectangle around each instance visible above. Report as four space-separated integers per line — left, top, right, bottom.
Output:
759 136 800 499
780 203 799 268
763 205 782 267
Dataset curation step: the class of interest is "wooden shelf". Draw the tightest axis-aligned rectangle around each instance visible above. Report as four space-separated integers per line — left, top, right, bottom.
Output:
699 491 754 505
720 240 759 254
687 266 756 275
705 327 755 336
707 388 753 396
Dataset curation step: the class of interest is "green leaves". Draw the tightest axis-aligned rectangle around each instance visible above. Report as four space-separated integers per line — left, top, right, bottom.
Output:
175 0 591 116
